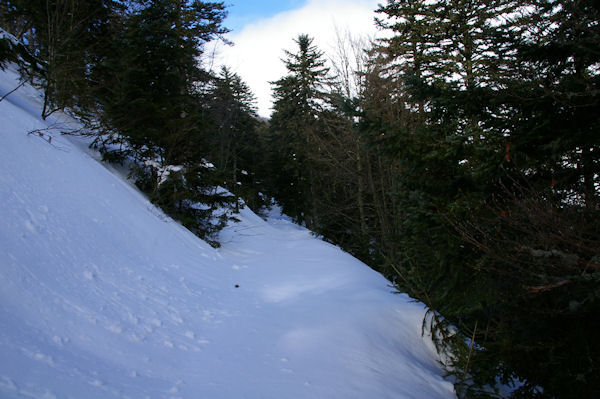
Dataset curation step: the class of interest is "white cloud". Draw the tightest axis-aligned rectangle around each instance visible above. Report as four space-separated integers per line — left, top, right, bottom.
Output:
211 0 383 118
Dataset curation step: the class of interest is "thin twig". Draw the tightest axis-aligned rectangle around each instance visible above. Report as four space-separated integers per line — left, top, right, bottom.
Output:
463 320 478 381
0 80 26 102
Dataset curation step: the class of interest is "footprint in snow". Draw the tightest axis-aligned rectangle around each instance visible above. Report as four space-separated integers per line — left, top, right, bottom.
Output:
32 353 55 366
24 220 36 233
105 324 123 334
151 319 162 327
52 335 69 346
184 331 195 339
0 376 17 391
83 271 95 281
163 340 174 348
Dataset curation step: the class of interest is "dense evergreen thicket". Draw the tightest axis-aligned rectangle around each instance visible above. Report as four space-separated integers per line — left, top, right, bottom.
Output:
1 0 268 245
261 1 599 397
2 0 599 397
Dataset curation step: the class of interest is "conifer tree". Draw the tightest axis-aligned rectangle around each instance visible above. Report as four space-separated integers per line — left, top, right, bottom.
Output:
270 34 330 228
88 0 236 246
458 1 600 396
93 0 228 164
2 0 119 118
205 66 267 210
374 0 600 396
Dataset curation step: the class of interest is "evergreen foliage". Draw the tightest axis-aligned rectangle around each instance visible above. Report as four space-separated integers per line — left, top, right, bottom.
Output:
87 0 238 243
143 162 239 248
0 27 41 74
371 1 600 397
264 1 599 397
1 0 119 118
1 0 256 244
204 66 269 211
3 0 600 396
91 0 226 162
269 34 330 229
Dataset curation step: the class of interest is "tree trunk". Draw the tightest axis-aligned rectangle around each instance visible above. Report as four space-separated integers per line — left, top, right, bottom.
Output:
356 139 368 237
582 146 597 209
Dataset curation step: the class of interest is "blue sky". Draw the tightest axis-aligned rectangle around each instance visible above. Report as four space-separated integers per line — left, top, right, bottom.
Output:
214 0 383 117
224 0 308 32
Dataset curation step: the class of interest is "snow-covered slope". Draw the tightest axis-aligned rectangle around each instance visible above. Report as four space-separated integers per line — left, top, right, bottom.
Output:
0 66 456 399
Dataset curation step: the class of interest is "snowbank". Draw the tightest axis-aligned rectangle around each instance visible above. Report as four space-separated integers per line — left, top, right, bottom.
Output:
0 66 455 398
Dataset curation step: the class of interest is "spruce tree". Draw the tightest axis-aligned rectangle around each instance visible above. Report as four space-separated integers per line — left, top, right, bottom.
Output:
460 1 600 396
93 0 228 164
375 0 600 396
269 34 330 228
88 0 237 246
205 66 267 210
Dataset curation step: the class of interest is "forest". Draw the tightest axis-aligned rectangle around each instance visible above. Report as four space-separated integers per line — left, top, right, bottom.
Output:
1 0 599 397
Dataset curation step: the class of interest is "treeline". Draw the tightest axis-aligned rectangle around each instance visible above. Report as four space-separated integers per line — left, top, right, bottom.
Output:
0 0 269 246
261 1 599 398
2 0 599 397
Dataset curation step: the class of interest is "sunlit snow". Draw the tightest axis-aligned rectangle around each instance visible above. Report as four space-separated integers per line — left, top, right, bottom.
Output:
0 66 455 398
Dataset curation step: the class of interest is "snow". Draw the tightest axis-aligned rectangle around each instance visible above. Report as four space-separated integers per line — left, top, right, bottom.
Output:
144 161 184 185
0 66 456 398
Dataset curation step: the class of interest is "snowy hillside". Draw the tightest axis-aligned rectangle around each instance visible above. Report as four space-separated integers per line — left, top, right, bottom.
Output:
0 66 455 398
